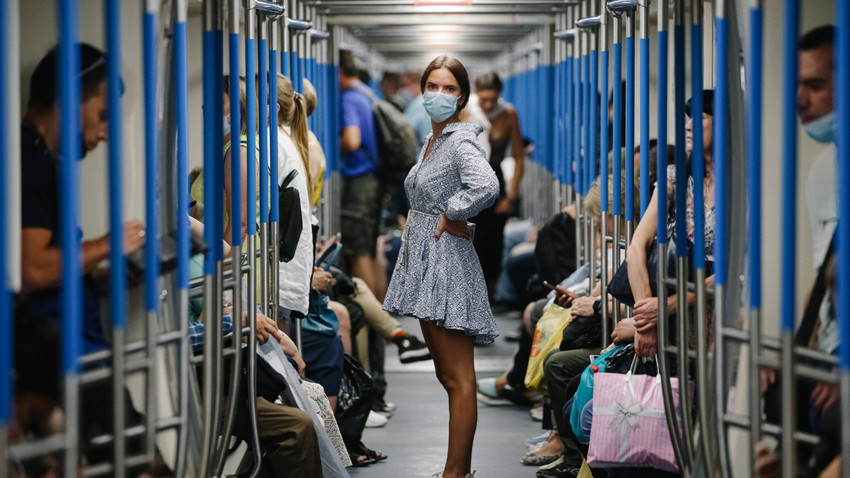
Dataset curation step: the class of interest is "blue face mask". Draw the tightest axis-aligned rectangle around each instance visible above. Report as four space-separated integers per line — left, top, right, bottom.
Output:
423 92 459 124
804 111 836 143
223 115 231 137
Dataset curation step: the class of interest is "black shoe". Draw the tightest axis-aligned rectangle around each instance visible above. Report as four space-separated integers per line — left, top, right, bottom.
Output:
536 462 581 478
397 335 432 364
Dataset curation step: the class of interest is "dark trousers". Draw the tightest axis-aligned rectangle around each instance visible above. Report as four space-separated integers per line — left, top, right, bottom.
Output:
543 347 601 467
80 376 151 476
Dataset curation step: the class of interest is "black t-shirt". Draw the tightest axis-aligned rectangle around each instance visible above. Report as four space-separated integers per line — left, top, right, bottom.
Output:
19 123 108 355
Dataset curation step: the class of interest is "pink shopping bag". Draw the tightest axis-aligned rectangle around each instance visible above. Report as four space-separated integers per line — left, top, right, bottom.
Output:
586 371 691 472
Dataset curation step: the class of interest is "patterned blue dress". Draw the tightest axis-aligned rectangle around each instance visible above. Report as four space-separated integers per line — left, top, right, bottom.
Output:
383 122 500 345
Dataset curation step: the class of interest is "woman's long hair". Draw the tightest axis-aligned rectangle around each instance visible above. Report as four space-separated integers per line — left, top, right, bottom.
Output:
275 73 311 194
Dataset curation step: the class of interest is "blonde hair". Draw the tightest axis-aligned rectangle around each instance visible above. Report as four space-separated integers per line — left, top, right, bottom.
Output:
303 78 317 117
275 73 311 195
584 166 642 222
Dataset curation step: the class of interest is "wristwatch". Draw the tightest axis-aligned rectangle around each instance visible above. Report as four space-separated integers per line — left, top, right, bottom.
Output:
593 299 602 317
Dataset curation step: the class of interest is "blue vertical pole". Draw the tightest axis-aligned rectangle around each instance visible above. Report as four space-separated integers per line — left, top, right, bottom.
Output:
565 50 572 187
837 0 850 373
259 34 270 226
574 55 581 192
106 0 127 472
600 45 609 212
657 26 669 246
747 6 762 311
229 30 242 249
0 0 11 444
143 4 160 312
105 0 126 348
202 15 217 275
590 40 599 187
214 12 225 264
613 31 623 218
674 20 687 255
625 20 635 220
246 38 257 239
270 32 280 223
837 2 850 477
58 1 82 475
583 51 590 194
639 35 650 216
58 0 82 377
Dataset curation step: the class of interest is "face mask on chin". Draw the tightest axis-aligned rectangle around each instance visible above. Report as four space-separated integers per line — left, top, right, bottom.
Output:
804 111 836 144
423 92 459 124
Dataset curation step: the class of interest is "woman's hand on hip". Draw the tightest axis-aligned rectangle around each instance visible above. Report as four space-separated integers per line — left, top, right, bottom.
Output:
435 214 471 241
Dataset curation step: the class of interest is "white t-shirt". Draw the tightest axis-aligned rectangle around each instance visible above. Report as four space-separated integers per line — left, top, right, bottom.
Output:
804 142 838 355
805 143 837 268
276 127 313 315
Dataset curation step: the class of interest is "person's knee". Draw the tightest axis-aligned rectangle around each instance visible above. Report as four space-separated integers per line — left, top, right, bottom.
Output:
440 373 476 396
330 301 350 332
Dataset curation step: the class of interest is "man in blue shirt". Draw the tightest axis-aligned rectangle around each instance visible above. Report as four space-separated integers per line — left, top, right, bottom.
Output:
339 50 384 296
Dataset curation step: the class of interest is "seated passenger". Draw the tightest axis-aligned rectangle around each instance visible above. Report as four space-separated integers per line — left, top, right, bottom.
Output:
18 43 156 476
626 90 717 357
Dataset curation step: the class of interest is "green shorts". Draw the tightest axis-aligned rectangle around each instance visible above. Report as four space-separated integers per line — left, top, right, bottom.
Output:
340 173 381 257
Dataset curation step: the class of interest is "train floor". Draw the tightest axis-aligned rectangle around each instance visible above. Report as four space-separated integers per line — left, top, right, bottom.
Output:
349 310 542 478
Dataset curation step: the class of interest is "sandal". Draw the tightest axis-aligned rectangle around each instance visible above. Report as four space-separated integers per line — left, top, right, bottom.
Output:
348 452 371 467
356 441 388 462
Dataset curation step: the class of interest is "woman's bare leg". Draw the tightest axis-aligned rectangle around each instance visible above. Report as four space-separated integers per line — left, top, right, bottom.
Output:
419 319 477 478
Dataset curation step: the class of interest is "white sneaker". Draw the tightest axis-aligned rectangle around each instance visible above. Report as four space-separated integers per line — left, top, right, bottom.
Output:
365 410 388 428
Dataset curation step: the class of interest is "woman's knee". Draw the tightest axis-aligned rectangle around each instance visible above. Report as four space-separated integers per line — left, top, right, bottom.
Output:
329 300 350 332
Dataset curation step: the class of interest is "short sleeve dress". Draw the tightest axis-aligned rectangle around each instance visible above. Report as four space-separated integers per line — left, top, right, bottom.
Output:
383 122 500 345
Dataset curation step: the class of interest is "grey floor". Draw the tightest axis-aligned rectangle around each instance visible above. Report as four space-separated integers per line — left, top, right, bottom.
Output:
348 311 545 478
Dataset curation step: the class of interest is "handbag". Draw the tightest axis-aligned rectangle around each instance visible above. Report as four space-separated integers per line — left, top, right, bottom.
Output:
525 303 573 391
336 355 376 447
586 356 692 472
301 289 340 336
569 345 625 444
278 169 303 263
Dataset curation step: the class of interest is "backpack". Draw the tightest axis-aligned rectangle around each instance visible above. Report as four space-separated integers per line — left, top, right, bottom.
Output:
277 169 303 262
353 84 419 184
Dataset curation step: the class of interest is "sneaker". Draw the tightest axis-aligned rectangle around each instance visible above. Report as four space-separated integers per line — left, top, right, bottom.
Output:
537 455 564 471
372 399 397 416
536 461 580 478
365 410 388 428
397 335 432 364
526 432 550 448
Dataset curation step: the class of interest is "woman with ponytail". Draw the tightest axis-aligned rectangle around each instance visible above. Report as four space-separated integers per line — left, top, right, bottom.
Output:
274 72 316 320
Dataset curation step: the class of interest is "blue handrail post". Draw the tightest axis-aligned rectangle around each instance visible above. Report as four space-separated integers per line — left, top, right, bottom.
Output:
778 0 798 473
57 0 83 476
625 9 635 228
106 0 128 473
834 0 850 475
746 1 764 469
142 0 161 462
0 0 12 473
172 0 191 475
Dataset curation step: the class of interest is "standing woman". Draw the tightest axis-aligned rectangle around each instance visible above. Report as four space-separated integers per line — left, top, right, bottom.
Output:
383 56 499 478
471 72 524 295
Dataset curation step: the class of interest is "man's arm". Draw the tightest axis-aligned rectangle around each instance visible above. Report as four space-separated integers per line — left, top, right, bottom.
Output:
21 220 145 292
340 126 362 154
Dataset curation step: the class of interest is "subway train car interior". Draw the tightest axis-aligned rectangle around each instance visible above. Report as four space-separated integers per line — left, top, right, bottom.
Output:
2 0 850 477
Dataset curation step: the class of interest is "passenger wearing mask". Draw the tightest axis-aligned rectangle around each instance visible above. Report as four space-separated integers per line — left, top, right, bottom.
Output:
383 55 499 478
757 25 841 477
472 72 526 295
403 70 433 149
